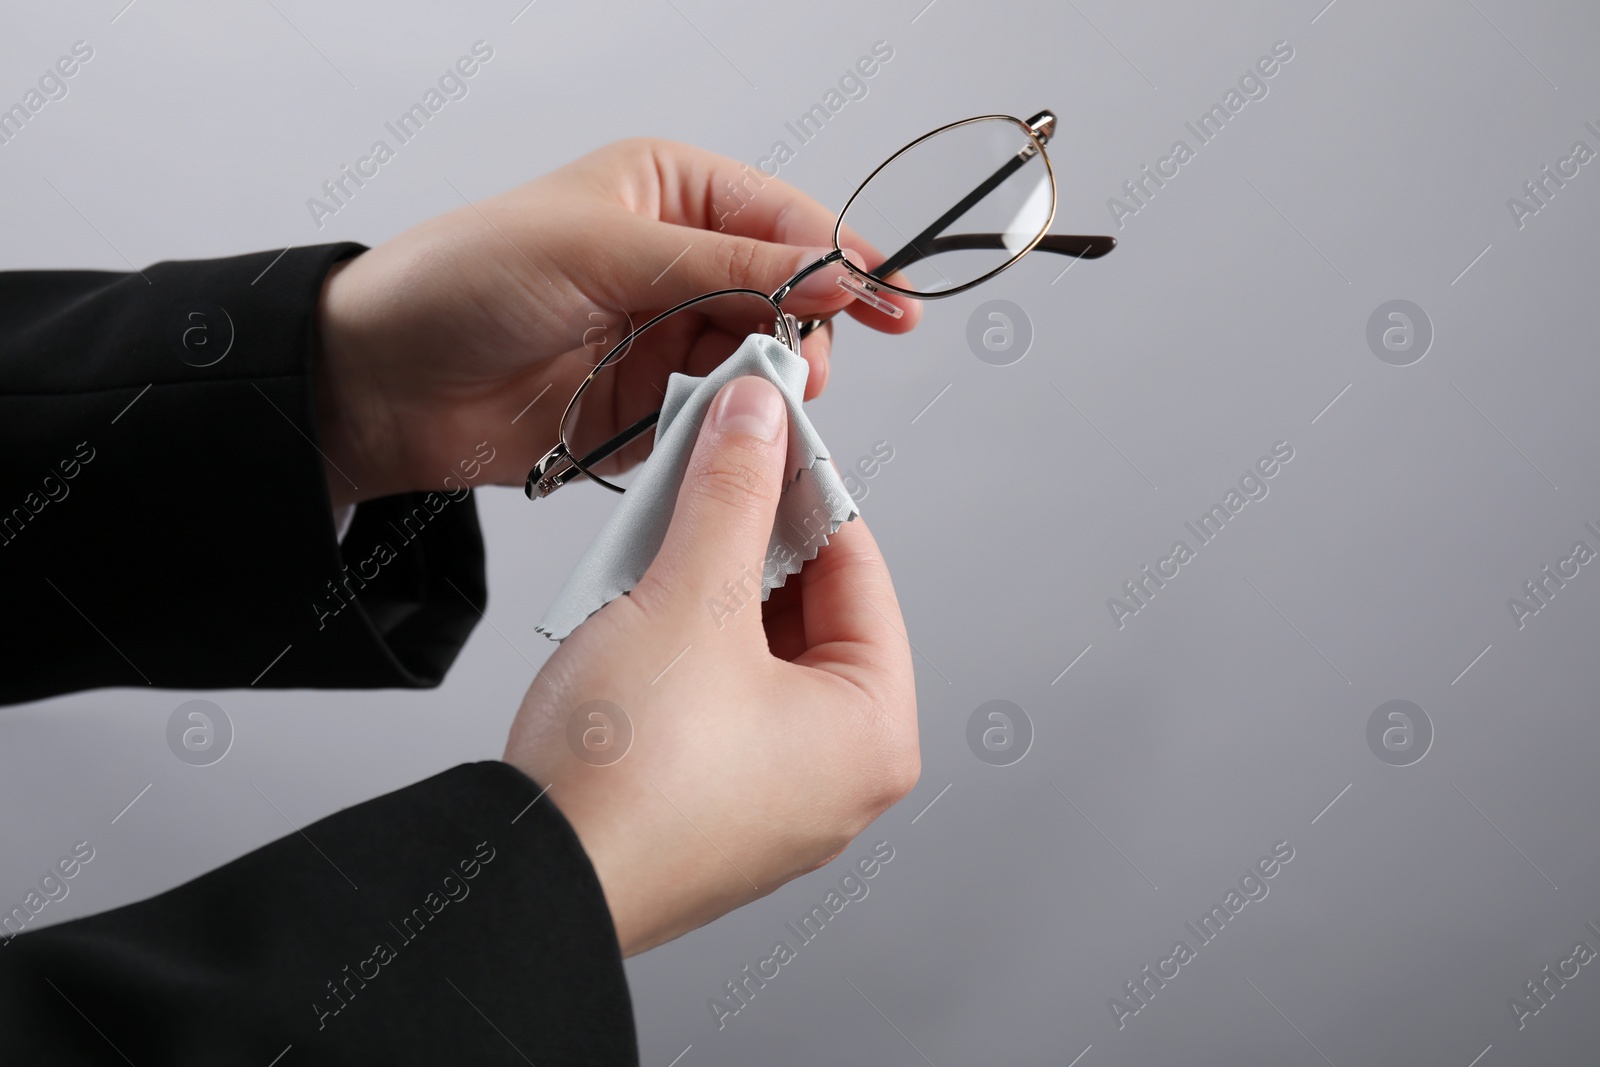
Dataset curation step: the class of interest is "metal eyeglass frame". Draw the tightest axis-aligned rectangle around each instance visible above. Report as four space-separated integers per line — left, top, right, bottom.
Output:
526 108 1117 499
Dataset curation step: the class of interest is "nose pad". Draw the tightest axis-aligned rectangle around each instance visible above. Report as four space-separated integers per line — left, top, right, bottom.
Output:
837 274 904 318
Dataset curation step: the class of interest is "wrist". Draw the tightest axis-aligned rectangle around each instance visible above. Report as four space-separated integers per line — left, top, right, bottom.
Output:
569 816 647 958
528 772 749 958
315 257 397 509
499 747 659 958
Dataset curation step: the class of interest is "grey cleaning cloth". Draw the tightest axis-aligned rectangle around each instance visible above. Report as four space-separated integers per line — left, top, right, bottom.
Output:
537 333 859 641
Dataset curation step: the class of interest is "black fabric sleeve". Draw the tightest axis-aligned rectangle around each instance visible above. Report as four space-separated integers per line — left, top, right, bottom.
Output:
0 761 638 1065
0 254 638 1062
0 245 487 704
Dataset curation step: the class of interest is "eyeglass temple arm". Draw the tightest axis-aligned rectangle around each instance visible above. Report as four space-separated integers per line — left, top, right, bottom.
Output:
911 232 1115 259
874 162 1030 282
571 409 660 477
793 235 1116 341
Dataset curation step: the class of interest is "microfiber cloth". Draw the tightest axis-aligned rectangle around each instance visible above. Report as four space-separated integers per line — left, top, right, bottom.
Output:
537 333 859 641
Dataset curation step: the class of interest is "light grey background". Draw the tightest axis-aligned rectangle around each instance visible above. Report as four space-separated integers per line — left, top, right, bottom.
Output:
3 1 1598 1064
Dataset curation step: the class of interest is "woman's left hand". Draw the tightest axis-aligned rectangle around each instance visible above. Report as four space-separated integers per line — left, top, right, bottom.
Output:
313 137 920 507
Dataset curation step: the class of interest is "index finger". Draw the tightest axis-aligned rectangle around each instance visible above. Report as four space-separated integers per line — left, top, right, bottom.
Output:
635 140 921 332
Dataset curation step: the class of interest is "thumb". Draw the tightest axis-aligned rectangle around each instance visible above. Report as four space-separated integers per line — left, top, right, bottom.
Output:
635 376 789 629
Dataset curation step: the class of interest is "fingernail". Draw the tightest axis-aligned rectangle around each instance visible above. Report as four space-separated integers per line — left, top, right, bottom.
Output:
789 247 852 302
714 376 785 442
791 246 838 272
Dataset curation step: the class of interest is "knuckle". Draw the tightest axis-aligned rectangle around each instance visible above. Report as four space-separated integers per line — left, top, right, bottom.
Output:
770 198 798 240
692 451 768 511
713 234 763 289
612 135 661 158
864 697 920 810
875 747 921 810
611 574 665 627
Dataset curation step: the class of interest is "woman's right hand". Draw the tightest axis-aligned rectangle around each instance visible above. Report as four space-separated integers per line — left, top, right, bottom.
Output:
502 375 920 955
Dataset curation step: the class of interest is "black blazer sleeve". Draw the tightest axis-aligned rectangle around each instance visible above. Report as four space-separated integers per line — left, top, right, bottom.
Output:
0 761 638 1065
1 252 638 1063
0 244 488 704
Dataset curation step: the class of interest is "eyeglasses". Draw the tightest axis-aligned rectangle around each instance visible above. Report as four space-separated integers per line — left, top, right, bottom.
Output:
525 108 1116 499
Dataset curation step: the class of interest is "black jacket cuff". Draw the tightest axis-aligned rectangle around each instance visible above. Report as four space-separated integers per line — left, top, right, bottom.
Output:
1 761 637 1065
0 245 487 702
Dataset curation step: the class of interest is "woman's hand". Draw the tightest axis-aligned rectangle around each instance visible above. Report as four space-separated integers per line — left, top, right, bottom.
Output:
501 376 920 956
314 138 921 508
